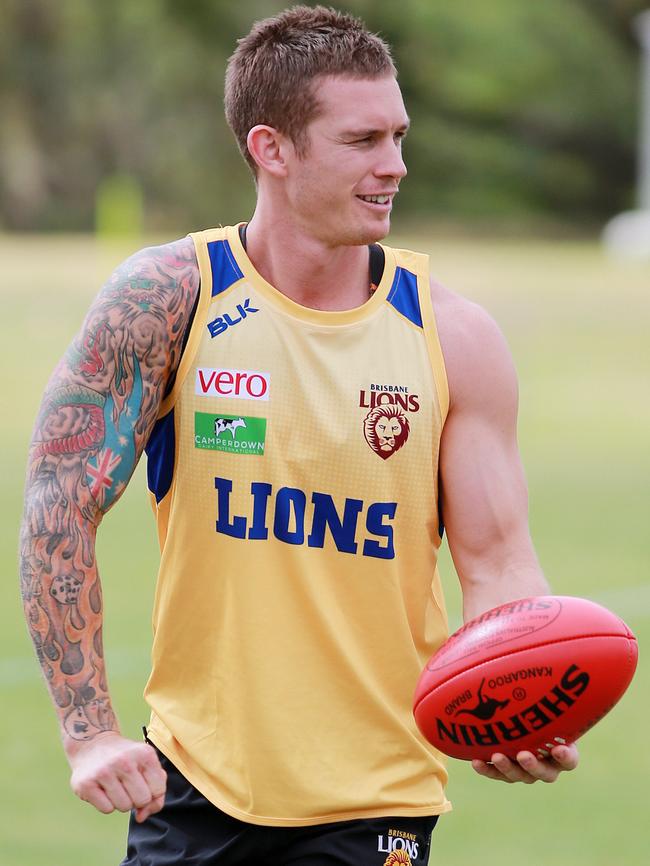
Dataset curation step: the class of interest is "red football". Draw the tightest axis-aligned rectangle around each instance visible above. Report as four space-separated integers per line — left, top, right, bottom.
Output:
413 596 638 761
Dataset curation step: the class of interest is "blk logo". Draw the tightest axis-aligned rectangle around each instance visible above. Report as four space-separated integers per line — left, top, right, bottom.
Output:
207 298 259 338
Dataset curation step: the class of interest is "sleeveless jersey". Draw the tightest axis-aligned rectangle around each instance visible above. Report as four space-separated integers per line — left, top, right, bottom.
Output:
144 225 452 826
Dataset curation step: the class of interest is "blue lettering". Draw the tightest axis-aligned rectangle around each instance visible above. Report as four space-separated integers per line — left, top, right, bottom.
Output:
362 502 397 559
248 482 272 540
238 298 259 317
213 478 398 557
273 487 306 545
207 299 259 338
307 492 363 554
207 316 227 338
214 477 247 538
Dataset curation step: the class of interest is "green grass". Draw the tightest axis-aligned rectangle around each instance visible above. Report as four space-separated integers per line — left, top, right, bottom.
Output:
2 233 648 866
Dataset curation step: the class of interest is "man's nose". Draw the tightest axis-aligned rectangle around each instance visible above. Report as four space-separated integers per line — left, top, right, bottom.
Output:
375 139 407 181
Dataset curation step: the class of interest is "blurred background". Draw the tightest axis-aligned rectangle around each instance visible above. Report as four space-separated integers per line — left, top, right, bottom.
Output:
1 0 648 234
2 1 649 865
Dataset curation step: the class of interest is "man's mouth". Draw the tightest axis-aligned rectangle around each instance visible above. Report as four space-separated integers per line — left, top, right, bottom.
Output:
357 194 392 205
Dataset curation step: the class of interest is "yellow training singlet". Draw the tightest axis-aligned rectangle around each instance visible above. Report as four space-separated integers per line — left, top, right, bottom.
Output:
143 225 451 826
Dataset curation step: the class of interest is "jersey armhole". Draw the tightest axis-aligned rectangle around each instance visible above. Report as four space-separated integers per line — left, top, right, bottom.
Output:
414 255 449 546
158 231 213 418
416 257 450 426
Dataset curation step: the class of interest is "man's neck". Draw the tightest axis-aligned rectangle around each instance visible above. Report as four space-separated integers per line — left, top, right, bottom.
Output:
244 215 374 312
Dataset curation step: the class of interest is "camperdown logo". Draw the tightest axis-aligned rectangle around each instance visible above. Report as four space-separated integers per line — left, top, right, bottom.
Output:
194 412 267 455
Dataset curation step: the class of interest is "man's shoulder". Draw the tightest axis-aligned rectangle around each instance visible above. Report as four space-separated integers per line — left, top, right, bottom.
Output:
430 277 503 347
429 276 517 411
113 235 200 309
379 242 509 383
128 235 198 278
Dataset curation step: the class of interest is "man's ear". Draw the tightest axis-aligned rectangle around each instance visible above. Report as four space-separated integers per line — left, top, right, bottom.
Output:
247 125 292 178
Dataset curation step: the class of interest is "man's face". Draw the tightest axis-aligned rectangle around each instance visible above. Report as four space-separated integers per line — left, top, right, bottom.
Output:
284 75 409 247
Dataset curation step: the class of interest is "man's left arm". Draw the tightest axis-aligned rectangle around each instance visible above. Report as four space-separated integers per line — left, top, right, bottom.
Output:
433 282 579 784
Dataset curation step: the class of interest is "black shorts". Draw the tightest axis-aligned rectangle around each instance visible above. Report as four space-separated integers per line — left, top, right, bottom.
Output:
121 749 438 865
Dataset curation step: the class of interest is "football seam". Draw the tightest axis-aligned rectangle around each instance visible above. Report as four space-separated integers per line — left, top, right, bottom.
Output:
415 632 636 712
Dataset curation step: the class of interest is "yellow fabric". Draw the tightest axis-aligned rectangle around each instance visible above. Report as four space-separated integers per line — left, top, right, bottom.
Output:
144 225 452 826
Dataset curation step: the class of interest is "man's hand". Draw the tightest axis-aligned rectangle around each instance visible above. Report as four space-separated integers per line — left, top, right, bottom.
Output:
67 732 167 822
471 743 579 784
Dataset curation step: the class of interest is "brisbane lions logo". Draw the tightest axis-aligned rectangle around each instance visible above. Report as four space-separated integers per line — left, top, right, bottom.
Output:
364 405 410 459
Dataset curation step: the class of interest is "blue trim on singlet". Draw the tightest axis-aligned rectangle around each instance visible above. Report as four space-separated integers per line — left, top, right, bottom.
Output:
386 267 423 328
207 240 244 297
145 410 176 503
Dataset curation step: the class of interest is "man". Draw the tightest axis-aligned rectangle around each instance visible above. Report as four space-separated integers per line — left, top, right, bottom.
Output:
20 6 578 864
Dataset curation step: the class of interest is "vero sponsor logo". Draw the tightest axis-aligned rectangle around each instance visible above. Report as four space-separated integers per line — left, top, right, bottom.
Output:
196 368 270 401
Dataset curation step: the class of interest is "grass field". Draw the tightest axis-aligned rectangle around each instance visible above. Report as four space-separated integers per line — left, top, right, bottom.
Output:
1 232 648 865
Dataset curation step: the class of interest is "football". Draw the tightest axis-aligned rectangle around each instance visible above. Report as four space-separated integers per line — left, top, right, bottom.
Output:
413 596 638 761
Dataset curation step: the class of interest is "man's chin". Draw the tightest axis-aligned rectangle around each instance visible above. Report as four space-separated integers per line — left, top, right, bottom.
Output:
347 218 391 247
318 214 391 248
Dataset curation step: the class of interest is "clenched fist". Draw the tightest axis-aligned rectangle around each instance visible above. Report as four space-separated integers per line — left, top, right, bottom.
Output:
67 732 167 823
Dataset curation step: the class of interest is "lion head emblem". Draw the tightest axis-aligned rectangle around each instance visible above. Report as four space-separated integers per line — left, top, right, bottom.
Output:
383 851 412 866
364 405 410 459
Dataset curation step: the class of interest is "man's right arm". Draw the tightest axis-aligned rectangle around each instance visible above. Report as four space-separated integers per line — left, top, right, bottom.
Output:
19 236 200 821
432 277 579 784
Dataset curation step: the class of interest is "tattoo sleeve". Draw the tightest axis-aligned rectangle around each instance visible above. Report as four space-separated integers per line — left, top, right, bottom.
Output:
19 237 199 746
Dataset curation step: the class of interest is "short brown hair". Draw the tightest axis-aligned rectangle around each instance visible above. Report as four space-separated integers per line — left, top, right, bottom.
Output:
224 5 396 172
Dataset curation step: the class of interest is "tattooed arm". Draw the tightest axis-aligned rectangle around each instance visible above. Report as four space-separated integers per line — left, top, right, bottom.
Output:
19 236 200 821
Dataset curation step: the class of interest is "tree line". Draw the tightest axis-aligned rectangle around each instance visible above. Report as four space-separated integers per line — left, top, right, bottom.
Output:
0 0 647 232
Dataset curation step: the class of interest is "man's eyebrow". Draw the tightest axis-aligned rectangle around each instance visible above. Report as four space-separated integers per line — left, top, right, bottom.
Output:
340 121 411 138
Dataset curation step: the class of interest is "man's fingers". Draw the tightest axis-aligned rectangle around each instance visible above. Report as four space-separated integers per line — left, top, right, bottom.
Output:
473 745 580 784
550 743 579 770
472 752 548 784
471 758 513 783
485 753 538 783
79 782 116 814
513 751 561 783
135 793 165 824
69 736 168 817
97 773 137 813
119 768 157 811
110 746 167 814
139 747 168 799
122 749 167 817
